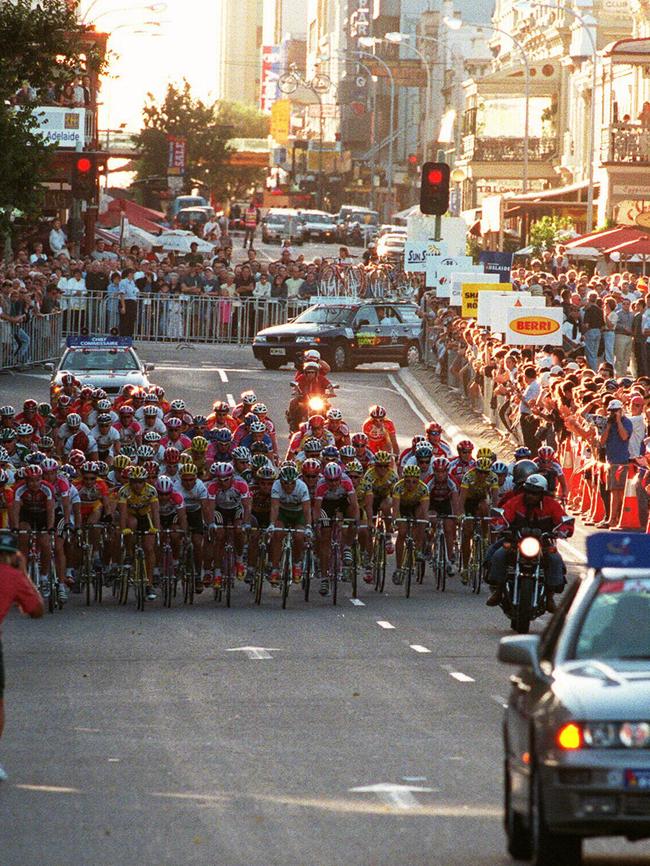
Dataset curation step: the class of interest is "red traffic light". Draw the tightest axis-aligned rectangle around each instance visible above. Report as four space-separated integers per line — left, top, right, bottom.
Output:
407 154 419 165
427 167 443 184
76 157 92 173
420 161 450 216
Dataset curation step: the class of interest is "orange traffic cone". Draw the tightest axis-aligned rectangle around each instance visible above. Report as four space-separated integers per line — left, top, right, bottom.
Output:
613 467 641 531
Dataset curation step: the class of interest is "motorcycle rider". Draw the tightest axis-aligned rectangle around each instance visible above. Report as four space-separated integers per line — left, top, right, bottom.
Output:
287 361 334 429
485 474 574 612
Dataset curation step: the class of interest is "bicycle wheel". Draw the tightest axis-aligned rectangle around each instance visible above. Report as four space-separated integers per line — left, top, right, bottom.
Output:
435 530 447 592
48 571 56 614
83 544 92 607
254 540 266 606
302 545 311 602
473 535 484 595
118 564 129 605
331 542 340 607
373 533 386 593
280 542 291 610
351 541 359 599
404 541 415 599
134 550 145 612
183 542 195 605
94 554 103 604
162 545 173 608
224 544 233 609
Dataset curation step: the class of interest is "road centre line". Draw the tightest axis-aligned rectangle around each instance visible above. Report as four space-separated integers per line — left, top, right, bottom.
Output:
349 598 365 606
492 694 508 708
376 620 395 629
409 644 431 654
226 393 236 408
450 671 475 683
218 369 228 383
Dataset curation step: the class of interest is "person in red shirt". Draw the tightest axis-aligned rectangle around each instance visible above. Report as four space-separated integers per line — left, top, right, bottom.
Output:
361 405 398 456
14 399 46 435
206 401 238 433
0 531 44 781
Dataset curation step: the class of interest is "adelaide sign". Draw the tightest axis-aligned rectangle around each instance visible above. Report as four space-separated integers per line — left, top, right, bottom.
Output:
505 307 563 345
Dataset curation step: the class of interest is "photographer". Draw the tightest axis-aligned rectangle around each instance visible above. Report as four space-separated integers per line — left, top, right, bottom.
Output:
599 398 633 528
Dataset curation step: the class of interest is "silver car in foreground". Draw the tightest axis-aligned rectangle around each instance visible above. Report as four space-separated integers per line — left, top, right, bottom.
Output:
47 336 154 399
499 531 650 866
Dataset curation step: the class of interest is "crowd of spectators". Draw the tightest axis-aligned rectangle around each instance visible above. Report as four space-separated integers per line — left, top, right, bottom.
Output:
11 77 91 108
421 250 650 530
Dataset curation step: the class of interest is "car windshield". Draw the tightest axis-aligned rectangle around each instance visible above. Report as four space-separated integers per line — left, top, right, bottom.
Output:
572 582 650 660
268 214 292 225
349 211 378 224
304 214 334 224
62 349 139 371
293 306 353 325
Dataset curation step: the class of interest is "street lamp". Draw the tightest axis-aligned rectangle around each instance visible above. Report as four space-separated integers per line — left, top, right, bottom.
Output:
83 2 167 25
443 15 531 194
515 1 597 229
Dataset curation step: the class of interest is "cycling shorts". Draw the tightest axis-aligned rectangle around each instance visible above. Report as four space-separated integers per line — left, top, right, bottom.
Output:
251 510 270 530
430 499 452 517
463 498 483 517
322 497 351 520
278 507 306 528
213 506 242 527
186 509 205 533
398 503 418 520
19 509 48 531
135 514 154 534
160 512 179 531
372 493 390 515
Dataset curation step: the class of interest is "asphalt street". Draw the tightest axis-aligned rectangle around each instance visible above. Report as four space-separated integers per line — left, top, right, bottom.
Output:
1 258 649 863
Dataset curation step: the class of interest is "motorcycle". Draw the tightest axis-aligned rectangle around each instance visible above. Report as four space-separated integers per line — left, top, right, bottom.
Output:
286 384 338 433
492 516 573 634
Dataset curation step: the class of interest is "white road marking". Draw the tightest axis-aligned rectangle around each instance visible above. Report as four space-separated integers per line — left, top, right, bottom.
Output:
492 694 508 708
450 671 475 683
226 393 236 408
226 645 280 660
349 782 434 810
402 776 428 782
218 369 228 383
387 374 428 425
15 784 81 794
376 620 395 629
349 598 365 606
409 644 431 654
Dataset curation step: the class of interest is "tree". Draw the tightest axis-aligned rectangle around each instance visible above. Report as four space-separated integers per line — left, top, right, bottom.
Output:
529 215 574 255
0 0 98 249
133 82 269 201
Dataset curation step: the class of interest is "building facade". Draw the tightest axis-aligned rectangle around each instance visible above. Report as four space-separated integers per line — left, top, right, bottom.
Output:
217 0 264 106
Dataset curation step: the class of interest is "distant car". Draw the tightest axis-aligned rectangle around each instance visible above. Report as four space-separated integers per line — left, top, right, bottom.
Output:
252 299 422 371
261 209 305 245
378 224 407 238
46 335 154 400
499 531 650 866
376 232 406 261
298 210 337 243
174 206 215 230
168 195 208 221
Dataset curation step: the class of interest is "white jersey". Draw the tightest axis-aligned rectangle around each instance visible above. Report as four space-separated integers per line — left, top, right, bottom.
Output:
172 476 207 512
271 478 310 512
91 425 121 455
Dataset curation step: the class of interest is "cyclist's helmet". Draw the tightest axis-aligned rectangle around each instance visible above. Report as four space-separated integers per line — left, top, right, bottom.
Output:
118 405 134 417
179 463 198 477
415 444 434 460
308 414 325 428
60 464 76 479
166 417 182 430
78 388 93 402
82 461 99 475
0 429 15 442
191 436 208 453
137 445 155 461
213 400 230 413
232 446 251 462
250 421 267 434
23 399 38 411
256 465 277 481
251 454 270 471
303 438 323 454
144 393 159 404
321 445 340 461
252 403 268 416
0 405 15 417
426 421 442 435
155 475 174 494
144 461 159 479
143 431 161 443
523 473 548 495
69 449 86 467
369 404 386 419
514 446 532 460
457 440 474 454
327 408 343 421
241 391 257 406
374 450 391 466
537 445 555 462
303 361 319 373
250 442 270 455
403 465 421 478
351 432 368 447
164 447 181 464
301 458 322 477
432 456 450 471
193 415 207 427
113 454 132 470
476 457 493 472
143 405 159 417
97 413 112 425
214 462 235 479
61 373 76 386
323 462 342 480
0 447 8 462
96 399 112 412
0 469 8 485
215 428 233 443
38 403 52 417
412 434 427 447
128 465 148 480
24 465 43 479
41 458 59 473
279 465 299 483
345 459 364 477
340 445 356 460
67 414 82 431
512 459 539 486
179 451 193 464
170 399 186 411
153 385 165 399
93 388 107 400
16 423 33 437
40 436 54 451
121 444 138 460
57 395 72 408
96 461 109 476
492 461 509 475
25 451 46 466
477 447 495 461
14 466 26 481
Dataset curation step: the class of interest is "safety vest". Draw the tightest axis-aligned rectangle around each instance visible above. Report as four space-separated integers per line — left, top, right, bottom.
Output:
244 208 257 228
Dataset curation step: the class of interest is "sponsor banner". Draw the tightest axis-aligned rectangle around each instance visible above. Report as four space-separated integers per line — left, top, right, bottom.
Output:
270 99 291 145
489 293 546 332
403 240 449 273
260 45 281 112
462 282 511 319
479 251 514 284
505 307 563 345
450 272 498 306
477 289 523 328
31 106 86 148
425 255 473 289
167 135 187 176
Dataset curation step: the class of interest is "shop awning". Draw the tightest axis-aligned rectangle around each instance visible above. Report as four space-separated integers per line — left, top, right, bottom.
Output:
603 37 650 65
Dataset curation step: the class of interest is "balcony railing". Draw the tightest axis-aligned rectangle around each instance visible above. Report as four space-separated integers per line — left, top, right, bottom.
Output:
462 134 558 162
601 124 650 165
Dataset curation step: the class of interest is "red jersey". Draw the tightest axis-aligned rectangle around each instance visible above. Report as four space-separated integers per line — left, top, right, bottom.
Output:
15 412 45 434
293 372 332 394
0 563 43 628
496 492 573 536
362 418 396 453
0 487 14 528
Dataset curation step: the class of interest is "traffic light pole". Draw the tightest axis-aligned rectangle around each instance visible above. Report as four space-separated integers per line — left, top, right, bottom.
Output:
434 214 441 242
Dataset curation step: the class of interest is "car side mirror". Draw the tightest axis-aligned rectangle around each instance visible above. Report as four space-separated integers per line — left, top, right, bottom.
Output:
498 635 546 680
144 362 155 372
44 362 54 373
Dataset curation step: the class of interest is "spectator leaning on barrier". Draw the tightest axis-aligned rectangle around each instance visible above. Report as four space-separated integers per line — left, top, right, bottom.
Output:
598 398 633 528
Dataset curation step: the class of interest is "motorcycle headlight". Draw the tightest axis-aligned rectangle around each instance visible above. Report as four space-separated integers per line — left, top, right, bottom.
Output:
308 397 325 412
519 536 541 558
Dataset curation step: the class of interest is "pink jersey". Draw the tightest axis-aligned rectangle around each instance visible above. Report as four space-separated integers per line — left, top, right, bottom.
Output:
207 478 250 510
315 475 354 501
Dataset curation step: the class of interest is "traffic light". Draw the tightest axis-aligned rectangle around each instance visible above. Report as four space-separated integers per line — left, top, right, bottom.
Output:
407 154 419 176
71 154 97 201
419 161 450 216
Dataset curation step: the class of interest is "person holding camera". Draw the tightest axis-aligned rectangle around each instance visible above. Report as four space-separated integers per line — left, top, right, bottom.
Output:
599 398 633 528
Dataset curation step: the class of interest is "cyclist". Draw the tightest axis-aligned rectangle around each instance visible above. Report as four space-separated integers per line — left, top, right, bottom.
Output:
534 445 569 500
117 465 160 601
398 435 428 471
183 436 209 480
231 391 258 422
205 462 251 587
343 458 372 582
251 403 279 459
350 432 375 470
360 450 398 553
15 399 46 436
139 404 166 435
174 463 210 592
458 455 499 583
392 465 429 585
362 405 398 456
206 401 238 433
207 427 234 464
268 464 312 585
247 464 276 580
294 436 324 471
91 413 121 463
507 446 532 475
161 417 191 452
12 465 57 599
74 461 110 574
287 414 335 457
300 457 322 501
449 440 476 488
114 405 142 449
425 422 452 457
427 456 460 575
313 462 360 596
492 461 513 500
325 408 350 450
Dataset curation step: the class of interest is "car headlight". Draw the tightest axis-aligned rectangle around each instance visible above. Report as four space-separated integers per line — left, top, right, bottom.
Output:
558 722 650 750
255 335 267 343
295 336 313 344
519 536 541 558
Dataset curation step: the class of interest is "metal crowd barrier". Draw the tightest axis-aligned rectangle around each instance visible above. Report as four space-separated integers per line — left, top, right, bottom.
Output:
61 292 312 345
0 312 63 371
